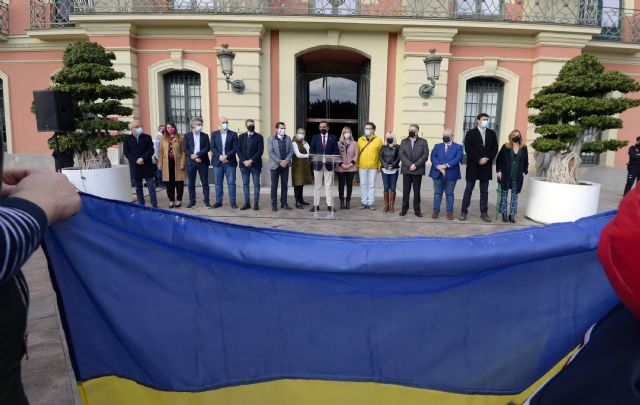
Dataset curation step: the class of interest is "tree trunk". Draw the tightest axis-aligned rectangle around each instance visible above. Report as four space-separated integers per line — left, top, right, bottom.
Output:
546 139 583 185
77 149 112 170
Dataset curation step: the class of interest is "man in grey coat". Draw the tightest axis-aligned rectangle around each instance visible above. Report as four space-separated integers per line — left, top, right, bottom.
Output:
268 122 294 211
399 123 429 217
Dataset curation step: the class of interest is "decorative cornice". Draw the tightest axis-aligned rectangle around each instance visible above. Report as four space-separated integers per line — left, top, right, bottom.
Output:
208 23 265 37
401 27 458 42
534 31 595 48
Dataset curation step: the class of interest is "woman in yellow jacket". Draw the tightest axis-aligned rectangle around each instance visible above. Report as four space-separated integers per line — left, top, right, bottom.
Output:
158 121 186 208
357 122 383 210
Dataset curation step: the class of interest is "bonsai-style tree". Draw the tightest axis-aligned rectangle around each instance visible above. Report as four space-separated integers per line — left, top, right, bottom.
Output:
47 40 136 169
527 54 640 184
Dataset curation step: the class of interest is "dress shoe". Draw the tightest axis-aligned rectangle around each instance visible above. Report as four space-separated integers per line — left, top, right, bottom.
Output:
502 213 508 223
509 215 516 223
281 204 292 210
310 206 320 213
213 202 222 208
459 212 467 221
169 202 175 209
230 203 238 209
240 204 251 210
175 201 182 208
399 210 407 217
415 212 423 218
272 206 278 212
295 201 303 209
480 213 492 223
301 200 310 206
431 211 439 219
204 202 212 209
253 204 260 210
186 202 196 209
446 213 454 220
328 207 336 213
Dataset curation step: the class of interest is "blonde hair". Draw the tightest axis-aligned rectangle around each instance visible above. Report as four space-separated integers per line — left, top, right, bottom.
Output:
339 126 353 143
506 130 523 150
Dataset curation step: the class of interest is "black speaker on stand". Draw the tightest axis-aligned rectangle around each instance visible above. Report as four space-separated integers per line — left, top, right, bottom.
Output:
33 90 75 133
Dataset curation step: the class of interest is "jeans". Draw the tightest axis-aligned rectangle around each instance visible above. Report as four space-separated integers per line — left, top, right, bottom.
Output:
382 171 399 192
165 160 184 203
134 177 157 206
624 169 640 195
187 161 210 204
240 166 262 205
359 168 377 205
336 171 356 201
270 166 290 207
433 175 457 214
214 164 237 205
461 179 489 214
402 174 423 213
499 181 519 215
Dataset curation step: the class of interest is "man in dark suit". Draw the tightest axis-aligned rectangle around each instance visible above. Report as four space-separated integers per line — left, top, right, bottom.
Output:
211 116 238 209
623 136 640 195
460 113 498 222
183 116 211 209
237 119 264 211
398 124 429 217
309 121 339 213
123 121 157 208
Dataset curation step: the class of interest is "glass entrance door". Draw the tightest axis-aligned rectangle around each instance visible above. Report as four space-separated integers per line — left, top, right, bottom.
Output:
306 75 359 139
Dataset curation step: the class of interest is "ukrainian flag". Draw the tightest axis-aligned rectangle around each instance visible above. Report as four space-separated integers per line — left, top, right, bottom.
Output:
43 194 618 405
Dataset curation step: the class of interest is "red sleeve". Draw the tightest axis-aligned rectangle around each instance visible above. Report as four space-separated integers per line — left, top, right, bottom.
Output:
598 185 640 319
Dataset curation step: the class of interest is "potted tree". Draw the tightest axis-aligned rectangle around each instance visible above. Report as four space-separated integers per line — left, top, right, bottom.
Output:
525 54 640 223
47 40 136 201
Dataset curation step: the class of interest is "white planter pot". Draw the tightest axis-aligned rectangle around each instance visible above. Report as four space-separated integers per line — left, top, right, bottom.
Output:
525 177 601 224
62 165 131 202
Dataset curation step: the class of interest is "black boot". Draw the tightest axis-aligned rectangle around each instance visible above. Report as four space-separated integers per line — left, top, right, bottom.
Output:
509 215 516 223
502 213 508 223
340 198 345 209
345 198 350 209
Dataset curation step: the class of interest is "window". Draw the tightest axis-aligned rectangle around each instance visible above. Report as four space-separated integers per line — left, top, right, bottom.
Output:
456 0 502 17
581 0 622 40
164 71 202 135
0 78 6 152
312 0 359 15
462 77 504 140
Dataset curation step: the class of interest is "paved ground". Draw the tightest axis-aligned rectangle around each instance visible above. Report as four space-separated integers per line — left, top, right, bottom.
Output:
21 178 623 404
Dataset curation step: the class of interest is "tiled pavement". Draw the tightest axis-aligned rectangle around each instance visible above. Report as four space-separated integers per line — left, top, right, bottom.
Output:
21 178 624 404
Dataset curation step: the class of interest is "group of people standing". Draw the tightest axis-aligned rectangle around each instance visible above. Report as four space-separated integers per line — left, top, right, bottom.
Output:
123 112 530 222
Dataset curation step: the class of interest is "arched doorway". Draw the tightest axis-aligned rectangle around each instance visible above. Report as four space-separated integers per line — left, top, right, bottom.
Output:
296 48 370 140
163 71 202 134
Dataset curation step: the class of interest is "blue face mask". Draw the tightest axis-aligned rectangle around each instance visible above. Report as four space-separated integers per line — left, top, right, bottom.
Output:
135 127 143 135
480 120 489 129
221 123 229 131
195 125 203 133
364 129 372 137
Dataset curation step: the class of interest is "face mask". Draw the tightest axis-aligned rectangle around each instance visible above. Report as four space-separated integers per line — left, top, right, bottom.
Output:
480 120 489 128
167 127 176 135
297 133 305 140
442 136 451 143
221 123 229 131
387 138 394 144
135 127 143 135
408 131 416 138
320 128 328 135
512 136 521 144
194 124 203 132
247 125 255 133
277 128 286 136
364 129 372 137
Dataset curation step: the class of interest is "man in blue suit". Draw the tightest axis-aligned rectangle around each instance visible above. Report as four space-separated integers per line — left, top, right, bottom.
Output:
183 116 211 209
211 116 238 209
309 121 339 213
429 128 463 220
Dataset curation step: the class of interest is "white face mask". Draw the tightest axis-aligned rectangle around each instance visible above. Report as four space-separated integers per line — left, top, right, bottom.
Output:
480 120 489 129
364 129 372 137
194 124 203 133
221 123 229 131
277 128 286 136
297 133 305 140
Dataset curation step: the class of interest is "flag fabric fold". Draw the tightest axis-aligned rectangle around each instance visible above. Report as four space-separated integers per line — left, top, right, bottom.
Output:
43 194 619 404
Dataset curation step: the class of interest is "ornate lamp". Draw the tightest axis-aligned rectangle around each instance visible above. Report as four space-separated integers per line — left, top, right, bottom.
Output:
216 44 245 93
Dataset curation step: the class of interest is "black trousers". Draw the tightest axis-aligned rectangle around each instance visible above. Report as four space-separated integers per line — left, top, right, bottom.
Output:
624 169 640 195
165 160 184 202
0 273 30 405
270 166 290 207
336 171 356 201
294 185 305 203
402 174 423 213
461 179 489 214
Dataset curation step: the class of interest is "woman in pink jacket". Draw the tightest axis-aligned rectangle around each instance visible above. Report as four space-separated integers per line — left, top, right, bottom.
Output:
335 126 359 209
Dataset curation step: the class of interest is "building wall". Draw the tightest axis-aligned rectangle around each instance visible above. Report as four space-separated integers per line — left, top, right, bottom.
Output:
1 1 639 168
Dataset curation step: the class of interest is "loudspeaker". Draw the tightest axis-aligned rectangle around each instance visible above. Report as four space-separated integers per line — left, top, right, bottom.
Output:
33 90 75 132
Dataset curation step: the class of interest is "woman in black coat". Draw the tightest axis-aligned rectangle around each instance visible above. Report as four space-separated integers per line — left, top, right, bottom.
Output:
496 130 528 223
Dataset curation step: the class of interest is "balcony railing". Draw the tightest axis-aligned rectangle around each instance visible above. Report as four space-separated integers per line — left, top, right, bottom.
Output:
28 0 640 44
0 1 8 36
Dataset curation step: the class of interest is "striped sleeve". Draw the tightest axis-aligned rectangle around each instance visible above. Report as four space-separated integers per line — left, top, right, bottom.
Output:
0 197 48 284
